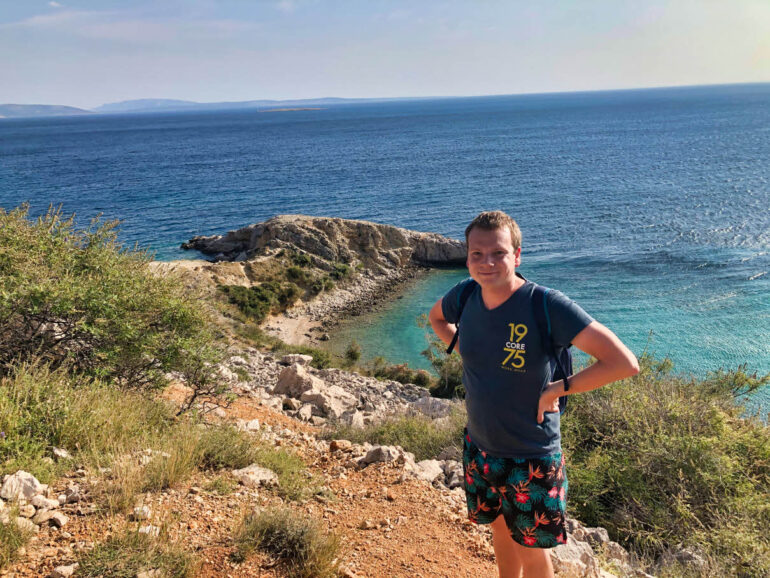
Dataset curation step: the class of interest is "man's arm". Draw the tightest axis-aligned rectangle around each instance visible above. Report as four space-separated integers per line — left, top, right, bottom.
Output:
537 321 639 423
428 298 457 347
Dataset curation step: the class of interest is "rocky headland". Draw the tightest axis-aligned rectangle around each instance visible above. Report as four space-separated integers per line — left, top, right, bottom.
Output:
176 215 466 344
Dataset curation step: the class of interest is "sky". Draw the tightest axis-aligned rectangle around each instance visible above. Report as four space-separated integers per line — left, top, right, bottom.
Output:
1 0 769 109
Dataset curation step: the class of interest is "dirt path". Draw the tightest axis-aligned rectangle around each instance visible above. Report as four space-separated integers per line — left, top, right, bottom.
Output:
7 395 497 578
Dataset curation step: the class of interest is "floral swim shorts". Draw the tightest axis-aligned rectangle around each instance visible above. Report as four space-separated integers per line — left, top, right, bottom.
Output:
462 430 568 548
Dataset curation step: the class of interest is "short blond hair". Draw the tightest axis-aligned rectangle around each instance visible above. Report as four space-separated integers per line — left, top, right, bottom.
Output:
464 211 522 251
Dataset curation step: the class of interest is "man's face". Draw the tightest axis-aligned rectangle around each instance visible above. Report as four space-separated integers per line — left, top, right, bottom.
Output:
466 226 521 289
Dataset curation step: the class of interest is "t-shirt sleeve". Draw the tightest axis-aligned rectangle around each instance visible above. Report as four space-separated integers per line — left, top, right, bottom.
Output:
546 290 594 348
440 279 471 325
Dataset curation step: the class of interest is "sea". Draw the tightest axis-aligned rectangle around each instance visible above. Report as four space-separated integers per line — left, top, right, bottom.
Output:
1 83 768 411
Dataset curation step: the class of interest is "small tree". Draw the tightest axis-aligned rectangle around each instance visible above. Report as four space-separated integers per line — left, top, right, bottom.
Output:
417 314 464 398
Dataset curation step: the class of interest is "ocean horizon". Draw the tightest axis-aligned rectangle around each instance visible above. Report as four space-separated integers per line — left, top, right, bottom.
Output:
1 83 768 409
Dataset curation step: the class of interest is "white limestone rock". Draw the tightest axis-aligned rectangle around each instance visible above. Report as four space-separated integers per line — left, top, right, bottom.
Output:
1 471 45 501
232 464 278 488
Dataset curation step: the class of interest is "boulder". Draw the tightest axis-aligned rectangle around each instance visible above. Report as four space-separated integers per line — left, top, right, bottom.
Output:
280 354 313 366
582 526 610 548
299 384 356 419
551 535 601 578
360 445 401 466
232 464 278 488
273 364 325 397
14 517 39 534
330 439 353 453
413 460 444 483
32 495 60 510
18 503 36 518
52 447 72 461
443 461 464 489
297 404 314 421
1 471 45 501
408 396 455 418
49 564 78 578
236 418 261 432
32 510 69 528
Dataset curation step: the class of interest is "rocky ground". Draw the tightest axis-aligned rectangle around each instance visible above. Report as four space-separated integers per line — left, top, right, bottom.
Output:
3 349 652 578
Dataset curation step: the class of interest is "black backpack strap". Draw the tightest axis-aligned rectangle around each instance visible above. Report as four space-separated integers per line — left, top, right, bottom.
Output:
446 279 477 355
532 285 570 412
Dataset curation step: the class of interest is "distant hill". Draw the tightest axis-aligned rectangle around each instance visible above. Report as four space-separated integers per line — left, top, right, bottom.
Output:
93 99 200 113
94 96 428 114
0 104 92 119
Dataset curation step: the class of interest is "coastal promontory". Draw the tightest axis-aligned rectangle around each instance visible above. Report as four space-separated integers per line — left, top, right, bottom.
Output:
181 214 466 270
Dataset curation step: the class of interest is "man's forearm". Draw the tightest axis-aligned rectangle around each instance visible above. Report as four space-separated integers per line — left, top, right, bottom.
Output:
430 319 457 347
549 356 638 397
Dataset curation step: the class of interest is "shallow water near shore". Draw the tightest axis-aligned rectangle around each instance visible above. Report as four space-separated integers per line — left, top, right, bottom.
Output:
2 83 768 411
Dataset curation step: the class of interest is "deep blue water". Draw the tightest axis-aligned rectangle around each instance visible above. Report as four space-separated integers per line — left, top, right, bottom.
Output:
1 84 769 409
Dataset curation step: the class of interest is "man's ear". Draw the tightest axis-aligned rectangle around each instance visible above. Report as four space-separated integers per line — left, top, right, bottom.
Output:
514 247 522 267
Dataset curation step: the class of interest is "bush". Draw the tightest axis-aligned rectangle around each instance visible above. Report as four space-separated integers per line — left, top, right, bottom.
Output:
233 507 341 578
330 262 351 280
291 252 312 267
344 341 362 367
221 281 301 323
309 276 335 296
562 356 770 576
197 425 261 470
286 266 307 283
77 529 198 577
328 409 466 461
368 358 433 388
0 205 218 391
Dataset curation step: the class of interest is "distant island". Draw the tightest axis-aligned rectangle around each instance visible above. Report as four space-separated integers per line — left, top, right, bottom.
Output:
0 96 434 119
0 104 92 119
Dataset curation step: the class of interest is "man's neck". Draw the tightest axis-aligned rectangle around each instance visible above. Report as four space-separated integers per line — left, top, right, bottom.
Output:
479 274 525 310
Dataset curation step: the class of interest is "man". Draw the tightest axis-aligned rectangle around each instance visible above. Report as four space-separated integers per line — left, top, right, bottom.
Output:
428 211 639 578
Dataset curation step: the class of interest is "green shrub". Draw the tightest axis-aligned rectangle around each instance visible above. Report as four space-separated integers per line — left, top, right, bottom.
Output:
562 356 770 576
77 529 198 577
221 281 301 323
141 424 202 492
368 358 434 388
344 341 362 367
0 205 217 391
328 409 466 461
197 425 261 470
418 314 464 398
291 252 312 267
309 276 335 296
233 507 341 578
286 266 307 283
330 263 351 280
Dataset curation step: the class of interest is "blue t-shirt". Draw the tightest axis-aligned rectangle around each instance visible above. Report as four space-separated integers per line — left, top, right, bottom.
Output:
442 278 593 458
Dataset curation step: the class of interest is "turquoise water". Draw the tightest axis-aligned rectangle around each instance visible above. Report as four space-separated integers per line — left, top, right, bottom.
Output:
1 83 768 408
